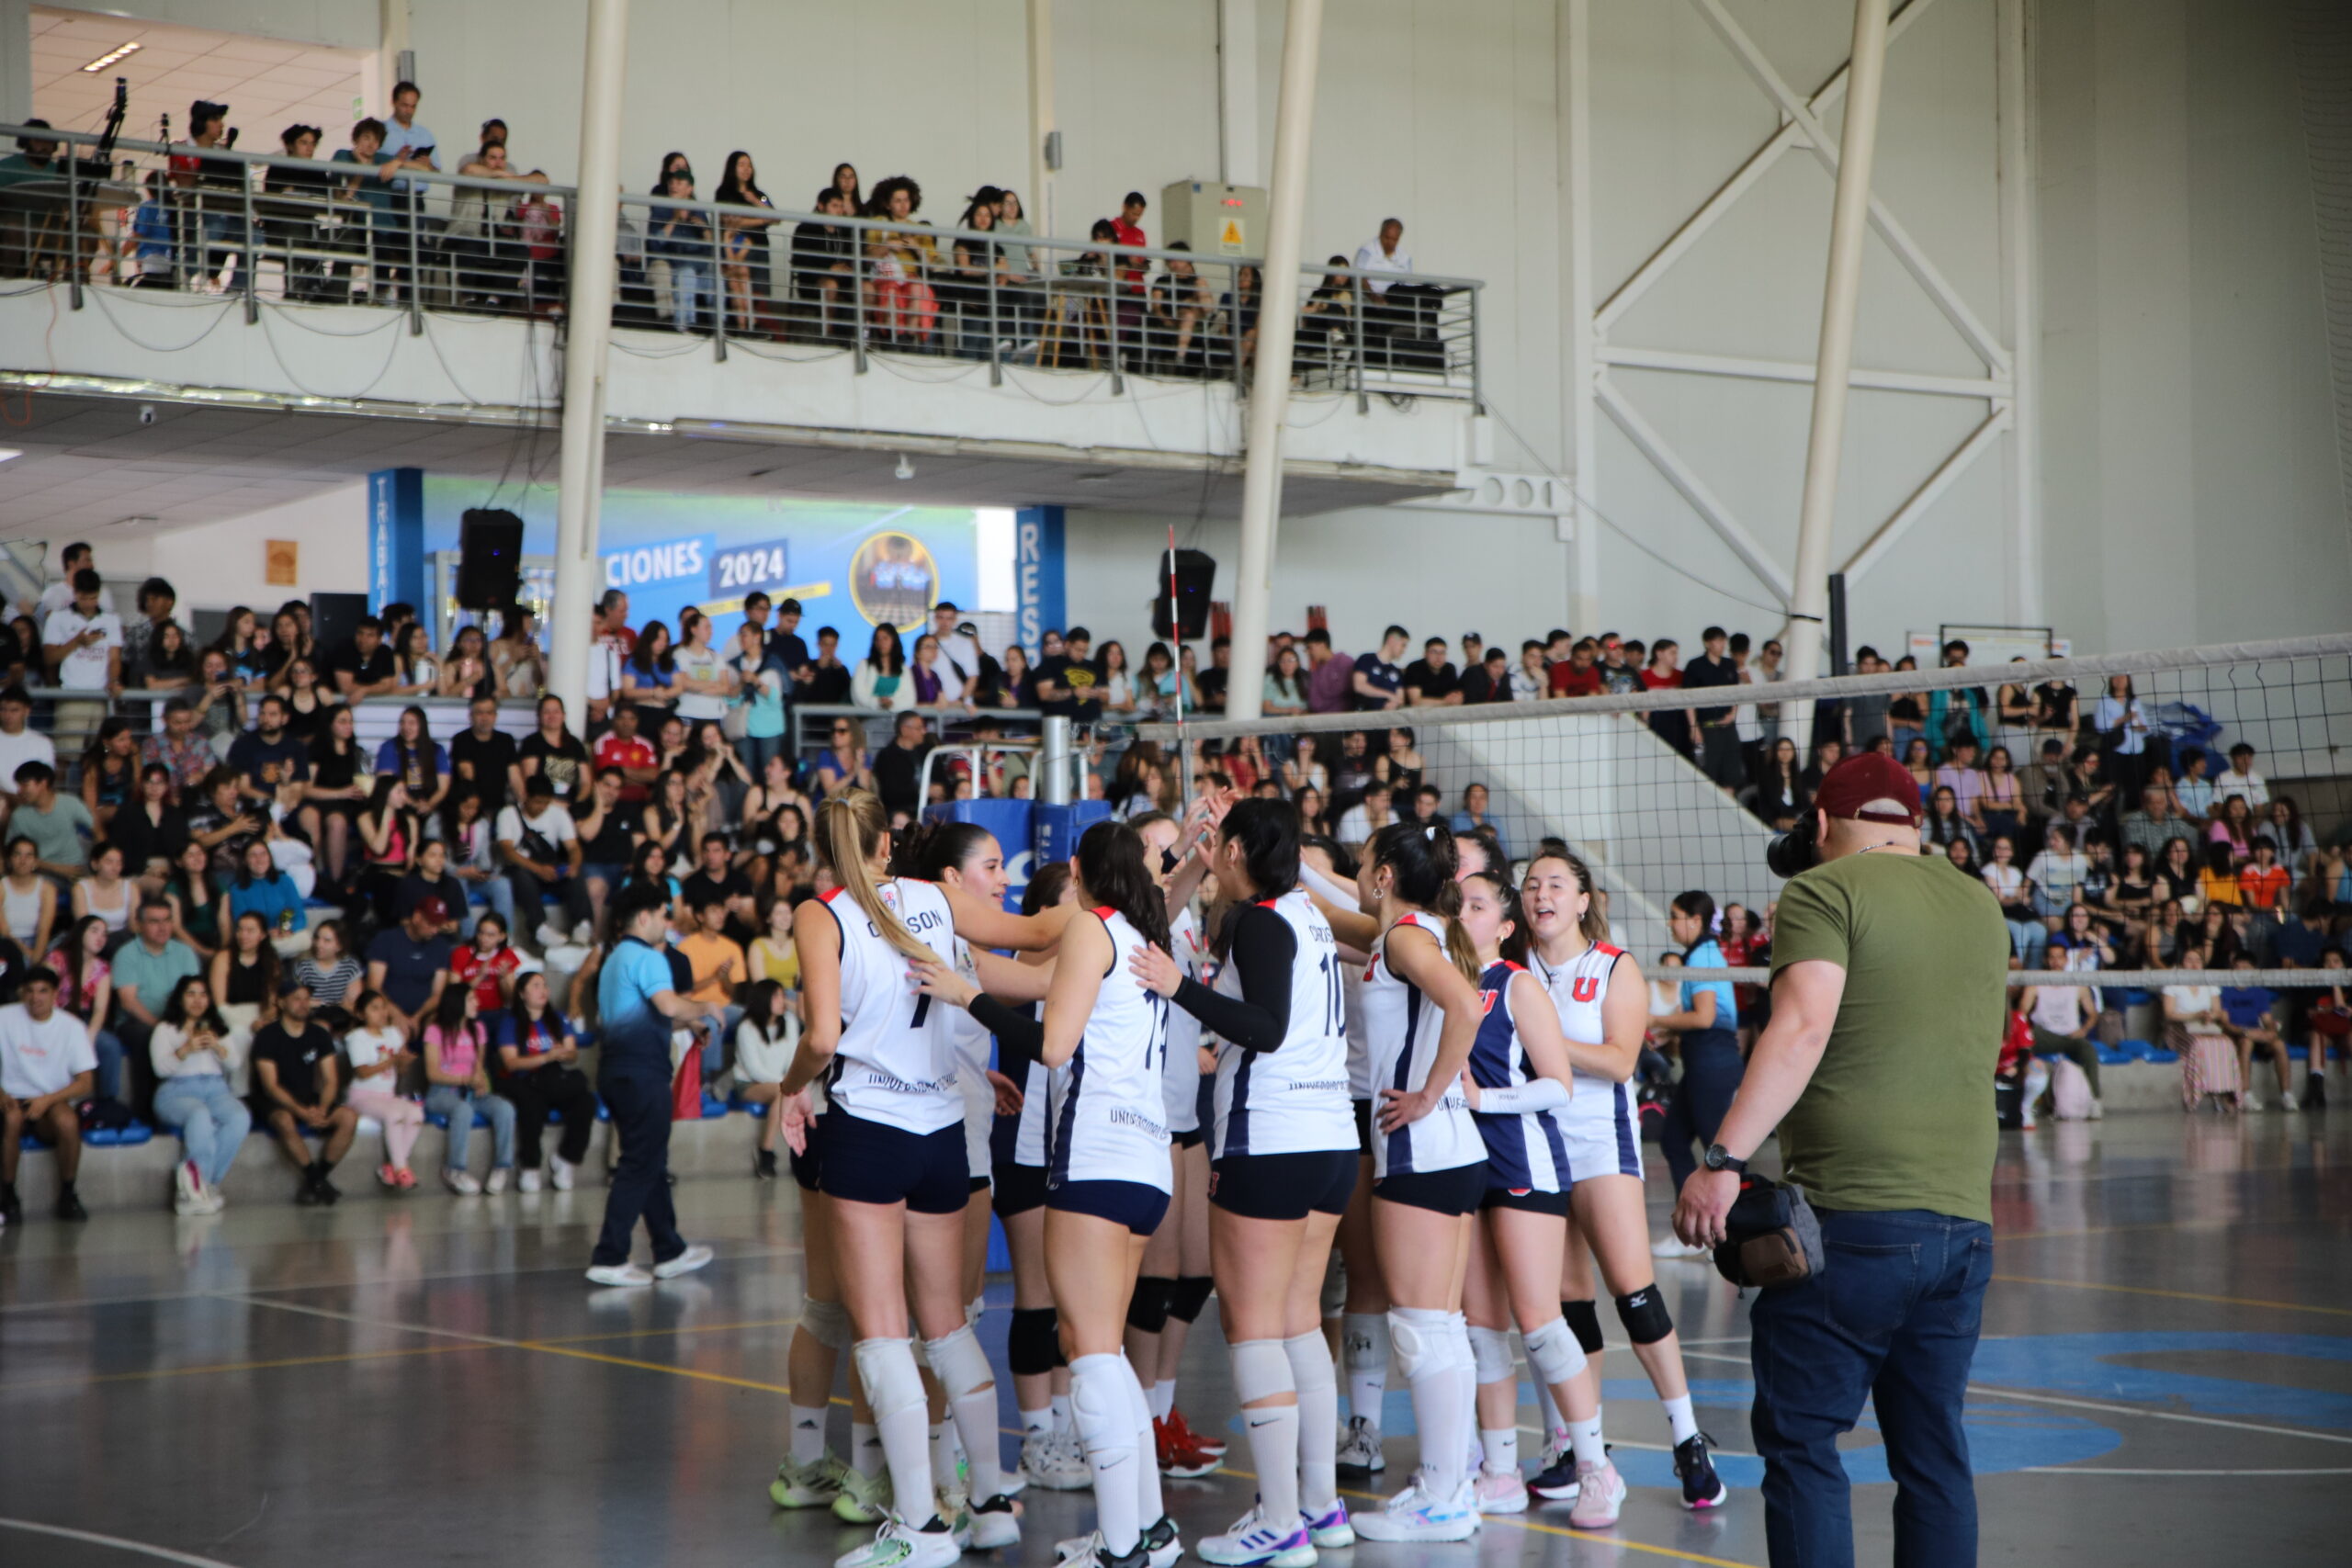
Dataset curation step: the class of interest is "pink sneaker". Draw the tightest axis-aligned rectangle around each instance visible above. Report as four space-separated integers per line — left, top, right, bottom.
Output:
377 1164 400 1188
393 1167 417 1190
1566 1460 1625 1529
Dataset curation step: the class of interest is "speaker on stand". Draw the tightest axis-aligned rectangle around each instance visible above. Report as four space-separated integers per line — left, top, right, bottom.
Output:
457 509 526 615
1152 548 1215 641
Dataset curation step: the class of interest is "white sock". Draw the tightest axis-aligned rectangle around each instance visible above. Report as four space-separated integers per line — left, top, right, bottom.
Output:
1284 1330 1340 1513
789 1404 830 1465
1051 1393 1073 1434
1150 1378 1177 1420
1397 1311 1468 1499
1341 1311 1389 1427
1532 1375 1563 1446
875 1407 934 1516
1663 1393 1699 1447
1449 1314 1479 1487
1021 1405 1054 1438
1481 1427 1519 1476
1072 1353 1144 1554
1126 1357 1167 1531
949 1387 1005 1501
1241 1401 1302 1523
1568 1415 1607 1469
851 1420 885 1477
930 1421 957 1494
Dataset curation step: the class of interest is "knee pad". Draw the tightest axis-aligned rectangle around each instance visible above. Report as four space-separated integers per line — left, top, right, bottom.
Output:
1467 1325 1517 1388
1283 1329 1336 1394
852 1337 925 1424
1562 1299 1605 1356
1229 1338 1295 1405
801 1297 852 1351
1341 1311 1389 1374
1521 1316 1589 1387
1614 1286 1673 1347
921 1323 995 1401
1125 1275 1175 1335
1387 1306 1453 1382
1169 1275 1214 1324
1069 1353 1136 1456
1008 1307 1061 1377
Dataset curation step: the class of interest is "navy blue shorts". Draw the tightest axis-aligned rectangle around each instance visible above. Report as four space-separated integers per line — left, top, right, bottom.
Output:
789 1128 824 1193
1211 1148 1357 1222
1046 1178 1170 1236
1375 1161 1489 1217
1353 1098 1374 1156
1481 1181 1570 1217
992 1160 1048 1217
820 1111 969 1215
1171 1124 1205 1150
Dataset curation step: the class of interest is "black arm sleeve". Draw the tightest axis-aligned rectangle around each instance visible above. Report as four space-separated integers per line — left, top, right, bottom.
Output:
971 993 1043 1070
1170 904 1295 1053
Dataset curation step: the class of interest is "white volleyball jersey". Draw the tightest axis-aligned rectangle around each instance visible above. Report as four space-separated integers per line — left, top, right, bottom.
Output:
816 878 963 1135
1468 961 1571 1194
1343 946 1373 1101
951 937 995 1176
1001 1005 1050 1168
1212 889 1355 1158
1161 906 1206 1134
1047 908 1173 1190
1362 911 1483 1179
1526 939 1640 1161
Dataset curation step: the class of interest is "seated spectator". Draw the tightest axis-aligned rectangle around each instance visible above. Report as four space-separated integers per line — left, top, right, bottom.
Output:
291 918 364 1028
80 720 139 834
499 778 590 953
443 791 515 937
342 987 423 1190
872 712 932 822
1448 784 1504 855
2026 824 2088 920
2220 953 2292 1110
2198 842 2243 911
12 761 93 885
450 912 522 1018
2047 903 2116 972
140 699 212 802
681 832 757 942
733 976 799 1178
1402 637 1462 707
112 763 188 889
0 686 56 825
519 694 594 802
324 615 400 704
375 705 449 815
2262 798 2317 875
1509 640 1549 702
790 187 858 332
1982 835 2045 967
1147 243 1216 371
1336 781 1394 848
2302 950 2350 1105
2019 973 2101 1119
248 978 358 1203
421 985 515 1195
2173 748 2217 820
46 913 120 1103
209 910 281 1042
226 837 307 937
676 893 748 1073
392 836 466 942
365 900 454 1038
147 972 249 1214
493 969 597 1190
3 835 57 959
0 964 94 1222
2209 794 2259 864
2215 743 2268 807
2237 839 2292 918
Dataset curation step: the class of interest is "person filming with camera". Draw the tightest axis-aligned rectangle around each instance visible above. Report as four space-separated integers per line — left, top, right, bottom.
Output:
1671 750 2009 1568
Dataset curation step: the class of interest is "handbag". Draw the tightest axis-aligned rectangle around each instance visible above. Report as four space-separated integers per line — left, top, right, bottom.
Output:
1712 1177 1826 1289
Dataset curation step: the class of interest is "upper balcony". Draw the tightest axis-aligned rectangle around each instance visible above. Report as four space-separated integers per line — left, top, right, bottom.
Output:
0 126 1484 517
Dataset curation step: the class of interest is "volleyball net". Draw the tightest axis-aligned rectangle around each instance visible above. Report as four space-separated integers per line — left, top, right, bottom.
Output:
1136 632 2352 990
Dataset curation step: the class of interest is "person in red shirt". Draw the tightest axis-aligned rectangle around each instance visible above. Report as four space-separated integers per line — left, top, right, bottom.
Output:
1549 637 1603 697
449 913 523 1014
592 704 659 804
1108 190 1148 297
2236 839 2291 912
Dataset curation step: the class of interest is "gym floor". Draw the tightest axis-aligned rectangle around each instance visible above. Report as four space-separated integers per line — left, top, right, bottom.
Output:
2 1109 2346 1567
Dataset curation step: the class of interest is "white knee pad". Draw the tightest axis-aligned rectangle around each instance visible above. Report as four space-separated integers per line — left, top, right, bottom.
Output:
1229 1338 1295 1405
1387 1307 1453 1382
800 1297 851 1351
1069 1353 1136 1453
1283 1329 1336 1394
852 1337 926 1424
1467 1325 1517 1388
922 1323 995 1402
1521 1315 1589 1387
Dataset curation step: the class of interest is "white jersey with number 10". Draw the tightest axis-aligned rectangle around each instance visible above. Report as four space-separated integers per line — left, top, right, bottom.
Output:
1211 889 1355 1159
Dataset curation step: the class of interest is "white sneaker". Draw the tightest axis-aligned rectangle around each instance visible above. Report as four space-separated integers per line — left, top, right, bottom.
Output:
549 1156 576 1191
1473 1469 1528 1514
835 1516 960 1568
1336 1414 1385 1472
174 1158 204 1214
586 1262 655 1287
2282 1090 2301 1111
573 919 596 943
1566 1459 1626 1529
485 1166 511 1195
445 1169 482 1195
198 1185 227 1215
538 921 568 950
654 1242 714 1279
1023 1429 1091 1490
2245 1090 2266 1111
772 1452 850 1508
967 1492 1022 1550
1196 1503 1316 1567
2087 1098 2105 1120
518 1167 542 1193
1351 1475 1479 1542
1651 1235 1710 1259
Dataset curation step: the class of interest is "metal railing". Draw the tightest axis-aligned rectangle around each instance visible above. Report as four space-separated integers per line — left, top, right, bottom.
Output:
3 122 1483 403
790 703 1044 760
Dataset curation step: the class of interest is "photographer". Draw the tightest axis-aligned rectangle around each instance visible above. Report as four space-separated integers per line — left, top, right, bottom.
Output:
1672 752 2009 1568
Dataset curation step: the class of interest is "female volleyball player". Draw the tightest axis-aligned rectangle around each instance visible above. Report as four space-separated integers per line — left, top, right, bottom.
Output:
1517 849 1724 1525
1131 798 1357 1568
777 789 1072 1568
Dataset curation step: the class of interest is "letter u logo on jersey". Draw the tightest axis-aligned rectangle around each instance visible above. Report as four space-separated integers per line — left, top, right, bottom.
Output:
1478 991 1499 1017
1571 977 1600 1003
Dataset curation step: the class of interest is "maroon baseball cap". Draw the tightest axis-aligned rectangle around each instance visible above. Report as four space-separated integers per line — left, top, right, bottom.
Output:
415 895 451 923
1812 752 1922 826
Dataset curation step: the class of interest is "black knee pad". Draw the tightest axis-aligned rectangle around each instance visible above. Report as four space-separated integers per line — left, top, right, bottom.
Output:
1126 1275 1176 1335
1562 1299 1605 1356
1615 1286 1673 1346
1168 1275 1214 1324
1009 1307 1063 1376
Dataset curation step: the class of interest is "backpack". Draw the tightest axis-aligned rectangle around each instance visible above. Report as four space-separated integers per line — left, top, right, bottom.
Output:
2050 1056 2094 1121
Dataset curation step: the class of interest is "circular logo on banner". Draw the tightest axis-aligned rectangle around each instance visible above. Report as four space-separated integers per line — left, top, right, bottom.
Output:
849 531 939 631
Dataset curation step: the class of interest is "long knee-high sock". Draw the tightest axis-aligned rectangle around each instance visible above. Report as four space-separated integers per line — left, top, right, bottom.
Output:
1125 1354 1167 1529
1392 1308 1466 1501
1230 1338 1302 1526
1341 1311 1390 1427
1284 1330 1340 1513
1532 1372 1563 1446
1447 1314 1480 1492
1072 1353 1143 1554
853 1339 935 1522
930 1423 958 1495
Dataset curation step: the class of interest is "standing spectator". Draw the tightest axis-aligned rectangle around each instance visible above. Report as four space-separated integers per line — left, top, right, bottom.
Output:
1401 637 1463 707
1549 638 1603 698
342 988 423 1190
2092 674 2159 797
36 544 111 621
1644 639 1690 758
872 713 933 822
494 970 598 1190
1108 189 1148 302
1303 627 1352 715
42 569 123 734
672 608 737 726
421 985 515 1194
1033 627 1101 722
585 589 634 728
649 167 715 333
119 578 180 685
1351 626 1409 711
0 965 95 1223
248 979 358 1203
363 900 454 1038
1682 626 1745 790
2215 743 2269 807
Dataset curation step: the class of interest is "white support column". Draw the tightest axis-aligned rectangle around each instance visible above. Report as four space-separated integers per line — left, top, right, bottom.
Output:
0 0 33 125
1027 0 1057 238
1218 0 1262 187
1996 0 2043 622
1781 0 1892 694
1561 0 1601 631
548 0 628 728
1225 0 1324 723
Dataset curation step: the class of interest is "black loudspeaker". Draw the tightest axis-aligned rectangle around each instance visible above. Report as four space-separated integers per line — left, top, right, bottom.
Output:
1152 548 1215 640
310 592 369 653
457 508 526 609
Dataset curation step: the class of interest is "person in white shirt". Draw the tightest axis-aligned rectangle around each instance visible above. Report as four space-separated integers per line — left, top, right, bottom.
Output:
42 570 123 693
496 779 587 952
929 601 983 689
668 608 736 723
2215 744 2269 807
1353 218 1412 296
1335 782 1395 848
0 686 56 832
33 543 113 623
0 966 98 1224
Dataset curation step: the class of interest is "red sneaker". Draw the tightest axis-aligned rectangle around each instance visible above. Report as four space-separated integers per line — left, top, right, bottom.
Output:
1160 1417 1220 1479
1168 1407 1226 1459
1152 1415 1174 1472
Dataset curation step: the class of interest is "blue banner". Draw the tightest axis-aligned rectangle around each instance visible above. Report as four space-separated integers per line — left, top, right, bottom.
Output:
1014 505 1065 653
368 468 424 615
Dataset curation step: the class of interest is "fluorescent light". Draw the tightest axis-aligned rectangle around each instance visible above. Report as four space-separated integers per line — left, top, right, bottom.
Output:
0 449 20 464
81 41 141 73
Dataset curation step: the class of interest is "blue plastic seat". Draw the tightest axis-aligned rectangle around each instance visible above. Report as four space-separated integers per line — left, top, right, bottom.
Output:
2144 1046 2180 1064
2095 1044 2131 1066
700 1092 729 1120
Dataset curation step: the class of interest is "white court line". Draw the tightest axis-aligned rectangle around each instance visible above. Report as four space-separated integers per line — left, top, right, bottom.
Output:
0 1517 243 1566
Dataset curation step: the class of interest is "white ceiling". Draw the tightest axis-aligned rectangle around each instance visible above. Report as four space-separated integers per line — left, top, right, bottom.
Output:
28 6 368 144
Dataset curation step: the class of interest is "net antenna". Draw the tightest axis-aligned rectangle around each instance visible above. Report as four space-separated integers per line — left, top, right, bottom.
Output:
1167 524 1193 805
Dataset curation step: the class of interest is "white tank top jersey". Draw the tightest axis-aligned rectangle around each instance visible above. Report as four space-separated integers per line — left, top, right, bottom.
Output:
1361 910 1483 1179
1468 960 1572 1194
1212 889 1355 1159
1002 1004 1050 1168
1343 945 1373 1101
951 936 996 1167
815 877 965 1135
1160 906 1205 1134
1529 938 1637 1123
1048 908 1173 1191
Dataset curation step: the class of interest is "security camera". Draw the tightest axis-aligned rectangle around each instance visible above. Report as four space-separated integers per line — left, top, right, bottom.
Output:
137 404 156 426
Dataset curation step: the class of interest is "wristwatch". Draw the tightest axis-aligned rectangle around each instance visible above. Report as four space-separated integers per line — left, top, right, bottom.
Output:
1702 1144 1747 1174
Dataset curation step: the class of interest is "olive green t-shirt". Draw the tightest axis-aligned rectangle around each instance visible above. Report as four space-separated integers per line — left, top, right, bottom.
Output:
1768 848 2011 1224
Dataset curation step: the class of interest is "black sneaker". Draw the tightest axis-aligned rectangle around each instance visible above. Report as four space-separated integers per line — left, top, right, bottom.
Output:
54 1189 88 1223
0 1190 21 1226
754 1148 778 1180
1529 1443 1581 1503
316 1174 342 1205
1674 1431 1727 1509
296 1175 323 1206
2307 1072 2327 1111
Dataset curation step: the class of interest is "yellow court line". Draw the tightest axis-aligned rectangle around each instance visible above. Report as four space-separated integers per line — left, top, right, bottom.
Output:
537 1315 807 1345
509 1339 799 1395
0 1342 478 1394
1991 1273 2352 1317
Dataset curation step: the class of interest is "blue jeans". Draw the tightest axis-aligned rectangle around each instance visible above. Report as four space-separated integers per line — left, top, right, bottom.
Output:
425 1084 516 1173
462 874 517 941
1749 1208 1994 1568
2004 917 2047 966
1660 1028 1745 1192
92 1028 124 1104
735 733 785 781
670 260 710 330
153 1076 251 1188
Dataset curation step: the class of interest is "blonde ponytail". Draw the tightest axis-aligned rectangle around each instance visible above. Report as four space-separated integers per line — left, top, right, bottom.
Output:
817 790 934 963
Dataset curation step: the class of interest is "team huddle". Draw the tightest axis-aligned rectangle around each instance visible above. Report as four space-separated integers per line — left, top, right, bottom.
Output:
765 787 1724 1568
